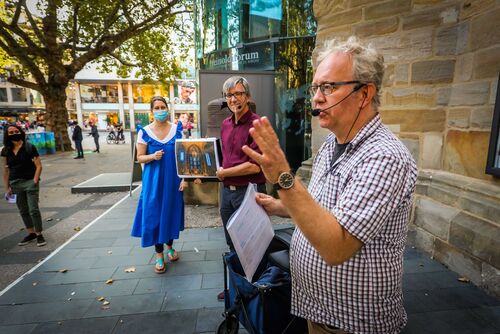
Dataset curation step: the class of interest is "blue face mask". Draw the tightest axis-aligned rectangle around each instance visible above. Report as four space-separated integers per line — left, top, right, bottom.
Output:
153 111 168 122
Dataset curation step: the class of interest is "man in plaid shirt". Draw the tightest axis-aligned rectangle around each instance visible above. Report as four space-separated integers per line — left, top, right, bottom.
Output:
243 36 417 334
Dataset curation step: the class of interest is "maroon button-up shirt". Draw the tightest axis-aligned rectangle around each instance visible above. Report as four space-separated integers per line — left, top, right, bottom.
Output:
220 110 266 187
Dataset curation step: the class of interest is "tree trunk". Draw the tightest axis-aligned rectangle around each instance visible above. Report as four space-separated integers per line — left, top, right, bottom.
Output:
44 87 72 152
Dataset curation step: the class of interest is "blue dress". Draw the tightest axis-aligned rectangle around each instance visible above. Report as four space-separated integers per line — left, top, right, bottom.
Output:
131 122 184 247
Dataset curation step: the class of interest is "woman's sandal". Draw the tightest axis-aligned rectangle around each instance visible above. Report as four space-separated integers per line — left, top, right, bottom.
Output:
155 257 166 273
166 249 179 262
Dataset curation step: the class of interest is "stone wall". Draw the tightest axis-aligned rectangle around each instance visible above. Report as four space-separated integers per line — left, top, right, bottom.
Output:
310 0 500 296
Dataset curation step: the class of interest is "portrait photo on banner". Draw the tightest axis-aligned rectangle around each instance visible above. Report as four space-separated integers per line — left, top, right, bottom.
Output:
175 138 222 180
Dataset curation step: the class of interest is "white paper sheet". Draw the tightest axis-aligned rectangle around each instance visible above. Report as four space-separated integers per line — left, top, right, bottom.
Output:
226 184 275 282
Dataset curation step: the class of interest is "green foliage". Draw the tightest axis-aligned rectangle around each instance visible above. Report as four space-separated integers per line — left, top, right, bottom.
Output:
0 0 194 91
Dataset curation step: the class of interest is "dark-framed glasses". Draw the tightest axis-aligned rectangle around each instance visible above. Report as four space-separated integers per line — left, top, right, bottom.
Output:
309 81 361 97
224 91 246 99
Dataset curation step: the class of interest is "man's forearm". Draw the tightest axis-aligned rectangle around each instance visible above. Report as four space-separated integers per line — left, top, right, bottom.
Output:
222 162 260 178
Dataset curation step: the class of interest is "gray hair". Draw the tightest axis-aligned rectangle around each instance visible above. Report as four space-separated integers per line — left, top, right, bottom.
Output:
317 36 384 110
222 76 251 97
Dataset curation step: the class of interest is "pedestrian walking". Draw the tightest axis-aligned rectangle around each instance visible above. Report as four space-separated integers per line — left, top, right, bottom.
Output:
89 121 100 153
131 96 187 273
72 123 84 159
1 124 47 247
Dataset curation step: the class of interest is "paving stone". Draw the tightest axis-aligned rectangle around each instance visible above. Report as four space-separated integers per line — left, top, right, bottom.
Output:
0 324 38 334
0 282 75 306
47 267 117 285
178 229 209 242
168 250 206 262
77 246 133 258
133 277 163 295
403 257 448 274
170 260 223 276
31 316 119 334
65 238 118 249
196 307 225 333
181 240 228 252
162 273 203 293
403 270 464 291
37 257 98 272
83 294 164 318
163 288 222 311
112 264 163 280
66 279 139 299
75 230 132 240
470 306 500 330
114 310 197 334
202 273 224 289
205 249 228 262
92 254 153 268
403 309 499 333
0 298 94 325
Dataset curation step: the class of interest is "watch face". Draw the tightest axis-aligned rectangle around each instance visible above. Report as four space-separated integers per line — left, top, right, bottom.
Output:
279 172 294 189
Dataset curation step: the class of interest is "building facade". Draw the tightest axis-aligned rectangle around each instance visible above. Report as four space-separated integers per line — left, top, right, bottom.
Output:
311 0 499 296
194 0 316 171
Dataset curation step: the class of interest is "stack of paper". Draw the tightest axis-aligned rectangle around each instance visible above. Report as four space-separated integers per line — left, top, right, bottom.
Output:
227 184 275 282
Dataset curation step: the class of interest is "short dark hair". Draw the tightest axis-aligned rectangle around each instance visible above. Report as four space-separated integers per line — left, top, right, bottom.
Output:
150 96 169 111
3 124 26 149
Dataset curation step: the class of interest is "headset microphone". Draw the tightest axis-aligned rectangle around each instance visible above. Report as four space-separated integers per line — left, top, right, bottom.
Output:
311 84 365 117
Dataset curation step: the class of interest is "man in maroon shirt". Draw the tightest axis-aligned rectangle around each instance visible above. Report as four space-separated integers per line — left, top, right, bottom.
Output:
216 76 266 300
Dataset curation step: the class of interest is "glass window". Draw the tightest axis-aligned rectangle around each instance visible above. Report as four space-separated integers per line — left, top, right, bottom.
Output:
133 84 169 104
248 0 282 41
0 88 7 102
79 84 119 103
11 87 27 102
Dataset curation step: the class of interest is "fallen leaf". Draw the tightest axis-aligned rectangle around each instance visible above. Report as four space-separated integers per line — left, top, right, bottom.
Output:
124 267 136 273
46 218 53 222
58 322 62 325
102 300 110 306
70 292 75 296
32 282 38 286
419 263 424 267
107 251 112 254
101 306 110 310
105 279 113 284
59 269 68 273
458 277 470 283
67 298 72 301
194 247 199 253
120 320 123 323
74 226 81 231
56 218 61 221
97 297 105 301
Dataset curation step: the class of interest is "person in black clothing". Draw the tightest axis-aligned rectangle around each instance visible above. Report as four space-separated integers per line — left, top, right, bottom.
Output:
1 124 46 247
72 123 84 159
89 121 100 152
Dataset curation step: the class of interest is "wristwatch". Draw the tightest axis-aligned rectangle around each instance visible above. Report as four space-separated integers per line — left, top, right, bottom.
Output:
273 171 295 191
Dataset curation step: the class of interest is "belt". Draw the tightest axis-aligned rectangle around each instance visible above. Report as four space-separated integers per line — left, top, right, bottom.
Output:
224 185 247 191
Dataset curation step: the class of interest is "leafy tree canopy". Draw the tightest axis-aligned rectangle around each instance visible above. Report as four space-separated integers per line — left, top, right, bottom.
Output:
0 0 193 149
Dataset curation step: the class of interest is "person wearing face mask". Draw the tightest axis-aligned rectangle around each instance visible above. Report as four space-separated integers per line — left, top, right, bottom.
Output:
1 124 46 247
131 96 188 273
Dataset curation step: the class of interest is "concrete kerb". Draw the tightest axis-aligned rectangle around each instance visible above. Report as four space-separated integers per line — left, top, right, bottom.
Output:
0 185 142 297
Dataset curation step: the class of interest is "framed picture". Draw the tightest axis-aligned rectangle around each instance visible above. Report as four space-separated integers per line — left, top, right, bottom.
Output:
486 73 500 177
175 138 222 180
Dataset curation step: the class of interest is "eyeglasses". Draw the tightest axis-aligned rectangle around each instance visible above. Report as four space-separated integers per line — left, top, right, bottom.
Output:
309 81 361 97
224 91 246 99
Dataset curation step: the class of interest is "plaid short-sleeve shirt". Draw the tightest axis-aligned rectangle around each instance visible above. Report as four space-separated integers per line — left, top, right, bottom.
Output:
290 115 417 334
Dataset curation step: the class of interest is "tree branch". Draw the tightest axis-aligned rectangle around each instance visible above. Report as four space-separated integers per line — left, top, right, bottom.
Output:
10 0 24 26
7 76 41 92
20 1 47 46
109 52 139 67
71 3 79 59
0 38 47 92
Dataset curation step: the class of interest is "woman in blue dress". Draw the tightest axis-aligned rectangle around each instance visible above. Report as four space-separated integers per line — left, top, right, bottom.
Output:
131 96 187 273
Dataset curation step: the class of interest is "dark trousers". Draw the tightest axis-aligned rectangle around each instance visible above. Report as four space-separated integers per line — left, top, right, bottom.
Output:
93 136 100 151
74 140 83 157
10 179 43 233
220 183 266 251
155 240 174 253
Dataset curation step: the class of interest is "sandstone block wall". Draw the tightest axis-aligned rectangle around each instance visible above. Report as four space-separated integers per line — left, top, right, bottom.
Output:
311 0 500 296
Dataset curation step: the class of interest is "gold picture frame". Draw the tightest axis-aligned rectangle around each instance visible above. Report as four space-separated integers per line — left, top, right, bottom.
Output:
175 138 222 180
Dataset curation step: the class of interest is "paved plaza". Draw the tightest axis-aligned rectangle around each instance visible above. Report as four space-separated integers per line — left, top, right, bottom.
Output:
0 132 498 333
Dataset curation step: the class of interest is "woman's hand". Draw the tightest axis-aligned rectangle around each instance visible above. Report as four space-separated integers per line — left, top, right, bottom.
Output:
179 180 187 191
193 178 202 185
151 149 164 161
4 186 11 196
